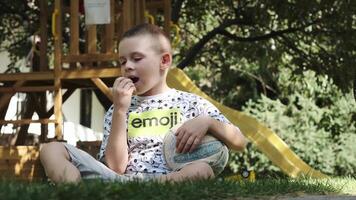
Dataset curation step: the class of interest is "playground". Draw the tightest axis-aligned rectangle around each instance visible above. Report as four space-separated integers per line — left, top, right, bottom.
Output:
0 0 355 199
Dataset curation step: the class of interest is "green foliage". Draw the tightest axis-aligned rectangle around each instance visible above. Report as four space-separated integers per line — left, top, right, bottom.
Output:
0 0 40 62
229 68 356 176
176 0 355 104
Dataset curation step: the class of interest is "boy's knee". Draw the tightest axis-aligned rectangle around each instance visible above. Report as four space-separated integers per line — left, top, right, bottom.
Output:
40 142 69 162
39 142 80 183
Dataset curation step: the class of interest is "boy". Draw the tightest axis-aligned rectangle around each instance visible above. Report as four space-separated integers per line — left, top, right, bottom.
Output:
40 24 247 183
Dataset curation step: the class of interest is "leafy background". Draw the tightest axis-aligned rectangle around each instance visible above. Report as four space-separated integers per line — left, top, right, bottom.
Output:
171 0 356 176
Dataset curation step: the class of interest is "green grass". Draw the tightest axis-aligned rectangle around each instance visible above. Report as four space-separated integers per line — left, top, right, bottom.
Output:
0 177 355 200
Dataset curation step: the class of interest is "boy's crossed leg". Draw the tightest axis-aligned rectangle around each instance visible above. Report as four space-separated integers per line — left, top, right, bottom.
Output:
158 162 214 182
40 142 81 183
40 142 217 183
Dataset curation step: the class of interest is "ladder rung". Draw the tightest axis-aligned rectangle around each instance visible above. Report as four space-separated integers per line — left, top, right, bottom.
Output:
0 119 57 125
0 86 55 93
62 53 120 63
61 68 120 79
0 71 53 81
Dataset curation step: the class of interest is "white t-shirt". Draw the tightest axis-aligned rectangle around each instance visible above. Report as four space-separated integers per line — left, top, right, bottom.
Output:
98 89 232 175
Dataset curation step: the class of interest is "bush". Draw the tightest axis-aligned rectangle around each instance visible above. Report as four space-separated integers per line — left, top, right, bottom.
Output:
228 69 356 176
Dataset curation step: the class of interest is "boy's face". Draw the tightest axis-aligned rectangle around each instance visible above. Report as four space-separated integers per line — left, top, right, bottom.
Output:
118 34 170 96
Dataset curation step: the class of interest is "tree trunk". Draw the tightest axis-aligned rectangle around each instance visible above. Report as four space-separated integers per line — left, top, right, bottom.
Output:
80 89 92 128
14 94 36 145
0 97 11 132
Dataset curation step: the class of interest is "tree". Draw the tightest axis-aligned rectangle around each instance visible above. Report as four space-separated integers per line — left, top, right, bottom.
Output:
0 0 39 61
168 0 356 175
171 0 355 107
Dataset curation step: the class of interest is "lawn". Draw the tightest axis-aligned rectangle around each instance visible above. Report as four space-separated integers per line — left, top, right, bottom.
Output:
0 177 355 200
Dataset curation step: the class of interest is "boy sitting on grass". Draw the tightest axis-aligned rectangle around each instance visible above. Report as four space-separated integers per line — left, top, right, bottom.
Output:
40 23 247 183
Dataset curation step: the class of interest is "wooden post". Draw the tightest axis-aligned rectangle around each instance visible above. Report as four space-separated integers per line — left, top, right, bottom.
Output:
134 0 146 25
86 25 97 68
39 0 48 71
87 26 97 55
101 0 115 66
116 1 124 40
54 0 63 140
122 0 134 32
164 0 172 35
70 0 80 69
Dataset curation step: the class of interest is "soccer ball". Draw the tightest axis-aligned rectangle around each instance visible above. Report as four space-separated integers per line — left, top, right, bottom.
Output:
163 124 229 175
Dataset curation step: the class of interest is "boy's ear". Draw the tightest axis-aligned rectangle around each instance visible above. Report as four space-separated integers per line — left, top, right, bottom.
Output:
160 53 172 70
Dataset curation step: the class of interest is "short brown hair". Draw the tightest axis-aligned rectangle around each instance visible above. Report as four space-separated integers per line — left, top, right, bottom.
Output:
121 23 172 53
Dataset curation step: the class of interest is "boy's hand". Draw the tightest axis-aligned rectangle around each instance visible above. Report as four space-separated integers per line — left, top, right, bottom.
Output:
112 77 136 111
175 115 211 153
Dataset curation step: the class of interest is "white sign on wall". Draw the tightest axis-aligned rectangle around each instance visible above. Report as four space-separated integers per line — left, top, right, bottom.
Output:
84 0 111 25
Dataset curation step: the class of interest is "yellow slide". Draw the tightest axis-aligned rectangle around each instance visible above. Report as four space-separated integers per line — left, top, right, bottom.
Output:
167 67 327 178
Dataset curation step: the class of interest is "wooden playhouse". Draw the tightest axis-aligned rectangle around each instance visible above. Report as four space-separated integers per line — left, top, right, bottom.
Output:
0 0 173 181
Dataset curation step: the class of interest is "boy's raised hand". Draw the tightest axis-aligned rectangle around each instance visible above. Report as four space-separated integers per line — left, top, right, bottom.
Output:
175 115 211 154
112 77 136 111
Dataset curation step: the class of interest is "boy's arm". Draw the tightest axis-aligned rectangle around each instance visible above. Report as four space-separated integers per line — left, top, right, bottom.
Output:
104 77 135 174
175 115 247 153
105 108 129 174
206 116 247 151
